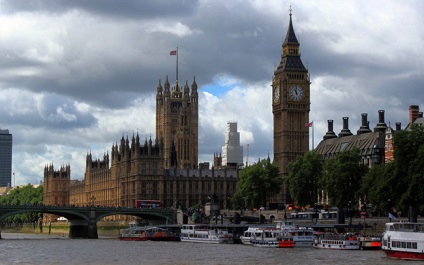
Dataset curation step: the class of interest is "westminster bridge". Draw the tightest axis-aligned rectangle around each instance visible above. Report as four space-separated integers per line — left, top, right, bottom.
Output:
0 205 177 239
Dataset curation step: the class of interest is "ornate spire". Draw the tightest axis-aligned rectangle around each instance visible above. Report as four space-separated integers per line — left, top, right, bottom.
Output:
275 10 306 75
157 78 163 94
184 80 190 98
164 75 170 92
283 6 299 46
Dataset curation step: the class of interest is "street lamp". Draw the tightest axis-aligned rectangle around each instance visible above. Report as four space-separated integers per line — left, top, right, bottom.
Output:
71 198 77 206
91 196 96 207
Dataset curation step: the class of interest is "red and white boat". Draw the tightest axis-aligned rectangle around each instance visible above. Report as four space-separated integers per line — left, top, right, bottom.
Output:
382 222 424 260
249 227 294 248
276 221 314 247
119 224 180 241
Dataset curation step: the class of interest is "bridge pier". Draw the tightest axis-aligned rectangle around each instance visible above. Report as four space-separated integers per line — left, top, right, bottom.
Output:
88 208 98 239
68 209 98 239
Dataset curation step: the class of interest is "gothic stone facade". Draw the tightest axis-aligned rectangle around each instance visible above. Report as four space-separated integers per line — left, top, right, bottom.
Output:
43 135 238 211
272 12 310 203
156 76 198 169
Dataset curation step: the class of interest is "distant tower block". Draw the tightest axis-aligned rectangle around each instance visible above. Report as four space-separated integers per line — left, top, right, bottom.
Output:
221 122 243 167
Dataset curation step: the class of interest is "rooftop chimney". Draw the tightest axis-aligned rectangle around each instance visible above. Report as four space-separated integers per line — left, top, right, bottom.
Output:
357 113 372 135
373 110 387 133
395 122 402 131
323 120 337 140
338 117 353 138
409 105 420 123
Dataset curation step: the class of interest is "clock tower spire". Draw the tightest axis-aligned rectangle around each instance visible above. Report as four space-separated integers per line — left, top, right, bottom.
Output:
272 9 310 203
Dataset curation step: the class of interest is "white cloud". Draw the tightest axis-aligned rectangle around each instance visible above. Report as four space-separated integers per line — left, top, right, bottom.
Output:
0 0 422 185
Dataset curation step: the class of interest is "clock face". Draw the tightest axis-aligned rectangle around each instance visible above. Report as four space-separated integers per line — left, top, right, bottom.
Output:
289 85 304 101
273 85 280 103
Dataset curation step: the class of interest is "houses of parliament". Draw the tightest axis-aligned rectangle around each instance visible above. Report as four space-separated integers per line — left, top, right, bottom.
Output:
43 76 241 210
43 11 310 211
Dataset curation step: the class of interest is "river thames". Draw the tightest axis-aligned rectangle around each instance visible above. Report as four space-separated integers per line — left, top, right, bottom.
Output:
0 233 420 265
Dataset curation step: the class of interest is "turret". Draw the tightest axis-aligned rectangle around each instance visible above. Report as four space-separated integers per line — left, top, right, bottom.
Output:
191 76 198 96
164 75 170 100
184 80 190 99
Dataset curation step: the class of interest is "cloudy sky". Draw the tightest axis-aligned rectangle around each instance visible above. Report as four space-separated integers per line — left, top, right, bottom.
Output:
1 0 423 186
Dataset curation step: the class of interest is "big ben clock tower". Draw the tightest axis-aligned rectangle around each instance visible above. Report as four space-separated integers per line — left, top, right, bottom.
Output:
273 10 310 203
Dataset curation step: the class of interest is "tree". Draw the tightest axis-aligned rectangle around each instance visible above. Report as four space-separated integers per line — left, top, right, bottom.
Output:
321 148 367 210
0 184 44 222
286 151 323 207
393 124 424 214
362 162 397 215
230 191 245 210
236 158 282 209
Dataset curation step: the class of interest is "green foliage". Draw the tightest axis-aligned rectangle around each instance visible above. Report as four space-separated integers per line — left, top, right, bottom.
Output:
362 162 397 211
236 159 282 209
321 148 367 209
231 191 245 210
392 124 424 212
286 151 323 207
0 184 44 222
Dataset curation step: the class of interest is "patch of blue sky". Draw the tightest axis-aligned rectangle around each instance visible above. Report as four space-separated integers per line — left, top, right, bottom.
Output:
202 74 241 96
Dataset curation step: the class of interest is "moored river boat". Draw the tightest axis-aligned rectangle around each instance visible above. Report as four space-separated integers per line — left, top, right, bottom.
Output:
382 222 424 260
119 225 180 241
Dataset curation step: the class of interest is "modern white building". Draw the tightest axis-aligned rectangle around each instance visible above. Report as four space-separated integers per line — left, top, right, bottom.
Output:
221 122 243 167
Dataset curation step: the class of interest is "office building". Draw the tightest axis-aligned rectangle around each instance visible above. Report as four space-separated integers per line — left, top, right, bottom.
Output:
0 129 13 187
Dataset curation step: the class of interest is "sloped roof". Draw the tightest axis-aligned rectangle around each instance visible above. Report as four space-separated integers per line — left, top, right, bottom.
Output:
405 117 424 131
315 131 384 157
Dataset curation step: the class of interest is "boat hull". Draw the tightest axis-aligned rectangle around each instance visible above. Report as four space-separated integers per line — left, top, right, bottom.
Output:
313 238 360 250
251 240 294 248
180 238 232 244
384 250 424 261
119 235 180 241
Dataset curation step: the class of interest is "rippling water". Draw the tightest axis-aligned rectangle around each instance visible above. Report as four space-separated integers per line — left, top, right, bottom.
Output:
0 233 419 265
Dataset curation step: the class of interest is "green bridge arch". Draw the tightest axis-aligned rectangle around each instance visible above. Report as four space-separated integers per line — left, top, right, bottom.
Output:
0 205 177 239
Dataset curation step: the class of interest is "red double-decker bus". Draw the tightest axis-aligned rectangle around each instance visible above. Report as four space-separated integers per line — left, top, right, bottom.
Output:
135 199 161 208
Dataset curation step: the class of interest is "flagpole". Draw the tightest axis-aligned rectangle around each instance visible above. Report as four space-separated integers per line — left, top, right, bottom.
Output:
176 46 179 82
312 120 314 150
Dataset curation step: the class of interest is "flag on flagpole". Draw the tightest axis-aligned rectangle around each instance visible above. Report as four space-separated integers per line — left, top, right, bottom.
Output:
305 121 313 127
170 50 177 55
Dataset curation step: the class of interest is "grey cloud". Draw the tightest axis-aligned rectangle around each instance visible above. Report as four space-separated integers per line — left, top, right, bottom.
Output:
1 0 200 19
0 92 97 129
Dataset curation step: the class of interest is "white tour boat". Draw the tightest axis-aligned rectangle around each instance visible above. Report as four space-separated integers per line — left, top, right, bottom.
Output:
276 220 314 247
240 225 275 245
180 224 233 244
313 233 360 250
249 227 286 247
381 222 424 260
